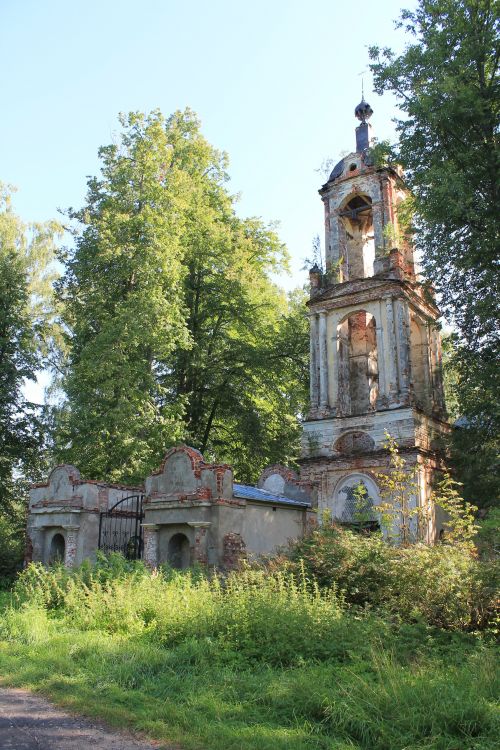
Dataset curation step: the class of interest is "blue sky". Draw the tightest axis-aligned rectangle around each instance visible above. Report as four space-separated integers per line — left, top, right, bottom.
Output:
1 0 411 292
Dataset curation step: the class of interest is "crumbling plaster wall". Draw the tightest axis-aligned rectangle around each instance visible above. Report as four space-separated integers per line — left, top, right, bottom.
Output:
300 448 443 542
28 465 142 567
302 407 448 461
243 503 308 558
143 446 236 568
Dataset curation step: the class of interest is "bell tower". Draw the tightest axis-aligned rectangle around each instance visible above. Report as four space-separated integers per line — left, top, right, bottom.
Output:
300 98 449 540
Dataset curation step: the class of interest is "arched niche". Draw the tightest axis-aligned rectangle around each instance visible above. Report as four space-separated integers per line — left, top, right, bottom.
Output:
334 473 380 524
48 532 65 565
334 431 375 455
338 193 375 280
338 311 378 416
168 533 191 570
410 316 430 411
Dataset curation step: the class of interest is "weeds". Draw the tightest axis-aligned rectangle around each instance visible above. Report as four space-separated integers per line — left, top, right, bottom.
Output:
284 523 499 631
0 548 498 750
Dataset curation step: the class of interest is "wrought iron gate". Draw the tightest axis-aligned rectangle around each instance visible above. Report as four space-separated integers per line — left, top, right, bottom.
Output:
98 494 144 560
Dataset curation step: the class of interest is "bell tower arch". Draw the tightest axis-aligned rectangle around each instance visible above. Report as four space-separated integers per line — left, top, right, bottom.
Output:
300 97 449 542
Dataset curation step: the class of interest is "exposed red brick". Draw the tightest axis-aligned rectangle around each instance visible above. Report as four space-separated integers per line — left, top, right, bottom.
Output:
223 533 246 570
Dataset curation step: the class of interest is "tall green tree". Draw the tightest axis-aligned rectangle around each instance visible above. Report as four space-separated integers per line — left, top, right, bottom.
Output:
163 111 308 480
0 185 60 577
369 0 499 507
442 333 499 508
56 110 308 483
56 111 190 482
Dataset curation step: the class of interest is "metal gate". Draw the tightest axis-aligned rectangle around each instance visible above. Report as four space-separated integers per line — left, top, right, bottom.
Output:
98 494 144 560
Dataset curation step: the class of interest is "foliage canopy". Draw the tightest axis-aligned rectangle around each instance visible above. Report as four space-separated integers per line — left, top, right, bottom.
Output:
0 185 60 578
55 110 308 483
369 0 500 509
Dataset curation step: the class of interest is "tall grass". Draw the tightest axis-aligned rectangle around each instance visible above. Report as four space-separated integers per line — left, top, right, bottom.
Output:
1 552 498 749
10 558 346 665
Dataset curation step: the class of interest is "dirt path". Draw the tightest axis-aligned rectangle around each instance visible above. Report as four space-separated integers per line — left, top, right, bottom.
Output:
0 687 173 750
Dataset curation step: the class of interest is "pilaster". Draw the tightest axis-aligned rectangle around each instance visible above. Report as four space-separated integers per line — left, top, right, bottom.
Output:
372 201 384 257
429 326 446 413
328 311 341 415
375 310 388 407
318 311 329 411
142 524 159 568
28 526 45 564
309 313 319 411
382 296 399 405
63 525 79 568
188 521 211 565
395 298 411 403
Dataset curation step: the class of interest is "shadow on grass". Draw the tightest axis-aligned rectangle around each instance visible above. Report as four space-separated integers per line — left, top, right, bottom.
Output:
0 622 498 750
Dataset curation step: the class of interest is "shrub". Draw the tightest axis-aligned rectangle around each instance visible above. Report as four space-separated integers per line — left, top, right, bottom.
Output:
387 544 496 631
281 523 392 606
477 507 500 559
283 523 499 631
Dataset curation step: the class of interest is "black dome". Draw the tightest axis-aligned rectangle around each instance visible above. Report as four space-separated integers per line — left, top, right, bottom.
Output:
328 157 345 182
354 98 373 123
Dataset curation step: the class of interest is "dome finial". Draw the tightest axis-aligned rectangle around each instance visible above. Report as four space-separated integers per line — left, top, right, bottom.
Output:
355 93 373 124
354 86 374 152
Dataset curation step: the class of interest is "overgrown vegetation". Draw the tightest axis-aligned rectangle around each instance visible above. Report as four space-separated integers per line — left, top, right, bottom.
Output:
0 544 498 750
278 524 499 632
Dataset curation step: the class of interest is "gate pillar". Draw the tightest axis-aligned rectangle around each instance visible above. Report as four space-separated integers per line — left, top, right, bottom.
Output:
142 524 160 568
63 525 80 568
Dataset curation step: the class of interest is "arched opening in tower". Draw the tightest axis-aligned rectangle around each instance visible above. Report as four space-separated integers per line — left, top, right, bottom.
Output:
338 311 378 415
338 194 374 280
410 316 430 411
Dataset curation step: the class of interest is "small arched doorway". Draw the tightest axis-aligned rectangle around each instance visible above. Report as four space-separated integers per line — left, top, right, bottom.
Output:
167 533 191 570
49 533 65 565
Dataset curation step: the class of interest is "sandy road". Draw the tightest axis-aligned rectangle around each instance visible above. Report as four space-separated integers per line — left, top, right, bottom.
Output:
0 687 173 750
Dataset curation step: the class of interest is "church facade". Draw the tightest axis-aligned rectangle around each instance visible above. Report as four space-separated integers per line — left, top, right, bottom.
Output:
26 99 449 569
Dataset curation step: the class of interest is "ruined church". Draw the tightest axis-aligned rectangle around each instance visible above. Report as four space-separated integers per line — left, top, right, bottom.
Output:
27 99 449 569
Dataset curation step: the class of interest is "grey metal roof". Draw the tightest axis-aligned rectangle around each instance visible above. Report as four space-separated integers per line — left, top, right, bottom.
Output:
233 483 311 508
